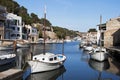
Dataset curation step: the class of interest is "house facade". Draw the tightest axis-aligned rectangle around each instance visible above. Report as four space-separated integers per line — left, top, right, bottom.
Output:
0 5 6 40
97 23 106 46
25 25 38 43
97 17 120 47
104 17 120 47
5 13 27 40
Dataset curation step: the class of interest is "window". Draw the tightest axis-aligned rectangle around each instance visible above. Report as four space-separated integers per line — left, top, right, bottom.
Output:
17 34 20 37
11 34 16 37
49 58 53 61
42 58 45 60
17 27 20 31
54 57 57 60
11 27 15 30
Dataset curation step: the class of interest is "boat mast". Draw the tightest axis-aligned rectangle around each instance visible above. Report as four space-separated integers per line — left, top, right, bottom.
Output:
43 5 46 55
100 15 102 47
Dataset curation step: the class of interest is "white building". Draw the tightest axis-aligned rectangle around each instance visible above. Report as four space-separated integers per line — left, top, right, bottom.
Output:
25 25 38 43
5 13 27 40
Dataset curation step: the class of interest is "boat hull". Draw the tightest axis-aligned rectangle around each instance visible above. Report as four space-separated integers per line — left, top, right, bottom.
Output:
0 54 16 66
17 43 30 48
28 61 64 73
90 52 108 61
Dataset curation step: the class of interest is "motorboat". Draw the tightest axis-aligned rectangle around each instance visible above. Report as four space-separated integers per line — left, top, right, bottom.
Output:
17 43 30 48
0 40 14 50
83 45 93 51
28 53 66 73
0 52 16 66
90 47 108 61
16 40 30 48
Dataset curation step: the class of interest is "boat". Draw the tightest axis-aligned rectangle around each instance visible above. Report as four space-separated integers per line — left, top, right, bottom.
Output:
16 40 30 48
0 40 14 50
17 43 30 48
89 16 108 62
37 38 63 44
0 51 16 66
28 53 66 73
88 59 110 80
28 6 66 73
90 47 108 61
83 45 93 51
28 66 66 80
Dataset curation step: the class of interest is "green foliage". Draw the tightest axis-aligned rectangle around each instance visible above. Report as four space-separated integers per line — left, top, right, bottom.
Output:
53 26 77 39
40 18 52 27
30 13 40 23
88 28 97 32
0 0 52 25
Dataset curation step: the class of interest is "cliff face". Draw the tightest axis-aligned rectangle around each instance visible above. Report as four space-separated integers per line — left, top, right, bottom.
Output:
42 31 57 39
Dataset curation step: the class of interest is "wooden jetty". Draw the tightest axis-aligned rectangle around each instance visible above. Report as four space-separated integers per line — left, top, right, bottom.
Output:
0 69 23 80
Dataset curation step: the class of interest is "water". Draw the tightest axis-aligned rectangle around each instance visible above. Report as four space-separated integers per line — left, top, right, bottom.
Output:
1 41 120 80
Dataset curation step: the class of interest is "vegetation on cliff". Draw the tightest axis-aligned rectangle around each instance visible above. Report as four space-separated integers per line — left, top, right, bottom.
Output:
0 0 79 39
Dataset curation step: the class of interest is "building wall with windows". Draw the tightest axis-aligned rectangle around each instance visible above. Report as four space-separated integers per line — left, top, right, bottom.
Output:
25 25 38 43
5 13 24 40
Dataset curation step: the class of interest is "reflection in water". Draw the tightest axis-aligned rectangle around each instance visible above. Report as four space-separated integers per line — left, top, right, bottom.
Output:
0 61 16 72
28 66 66 80
88 59 110 80
16 48 31 69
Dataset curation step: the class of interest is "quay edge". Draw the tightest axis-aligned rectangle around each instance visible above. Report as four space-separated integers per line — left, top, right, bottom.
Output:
0 69 23 80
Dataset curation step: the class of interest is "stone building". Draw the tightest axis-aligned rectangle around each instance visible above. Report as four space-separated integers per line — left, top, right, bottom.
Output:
104 17 120 47
97 17 120 47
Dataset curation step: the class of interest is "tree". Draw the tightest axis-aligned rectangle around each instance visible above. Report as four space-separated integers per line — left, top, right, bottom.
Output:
30 13 40 23
40 18 52 27
88 28 97 32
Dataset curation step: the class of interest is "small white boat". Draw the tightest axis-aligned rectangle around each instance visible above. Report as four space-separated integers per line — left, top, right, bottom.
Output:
0 53 16 65
84 46 93 51
28 52 66 73
17 43 30 48
64 39 72 42
90 47 108 61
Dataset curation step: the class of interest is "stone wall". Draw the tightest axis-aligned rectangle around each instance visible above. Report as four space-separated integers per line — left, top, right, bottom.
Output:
104 17 120 47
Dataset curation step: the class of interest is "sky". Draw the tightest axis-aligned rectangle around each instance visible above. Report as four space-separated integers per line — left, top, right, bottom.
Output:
15 0 120 32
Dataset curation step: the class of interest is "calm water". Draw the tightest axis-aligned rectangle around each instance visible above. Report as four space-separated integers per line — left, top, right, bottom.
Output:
1 41 120 80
